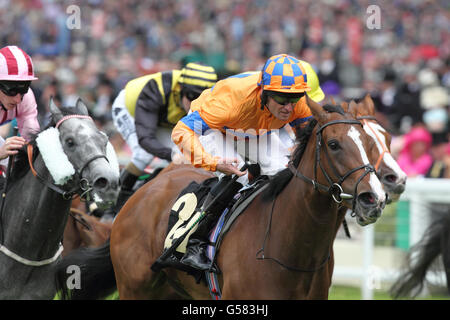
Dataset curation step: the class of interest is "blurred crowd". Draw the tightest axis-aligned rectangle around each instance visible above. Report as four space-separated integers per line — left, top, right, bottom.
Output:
1 0 449 177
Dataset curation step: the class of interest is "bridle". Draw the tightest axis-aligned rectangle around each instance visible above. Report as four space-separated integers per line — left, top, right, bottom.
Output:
0 114 109 267
288 118 376 212
258 118 376 273
27 114 109 201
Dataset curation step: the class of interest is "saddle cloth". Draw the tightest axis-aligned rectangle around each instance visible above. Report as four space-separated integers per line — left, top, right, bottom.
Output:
163 177 217 256
155 175 269 289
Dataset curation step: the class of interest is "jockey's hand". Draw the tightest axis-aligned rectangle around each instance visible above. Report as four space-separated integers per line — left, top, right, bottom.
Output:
0 136 26 160
216 158 247 176
171 152 186 165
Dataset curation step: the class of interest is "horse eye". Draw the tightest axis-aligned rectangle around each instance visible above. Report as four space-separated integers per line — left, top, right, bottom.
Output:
327 140 340 151
66 138 75 148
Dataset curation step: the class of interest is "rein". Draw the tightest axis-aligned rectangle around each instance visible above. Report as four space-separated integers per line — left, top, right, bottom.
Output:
257 118 378 272
0 114 105 267
0 145 68 267
26 114 109 201
256 197 331 272
27 144 80 200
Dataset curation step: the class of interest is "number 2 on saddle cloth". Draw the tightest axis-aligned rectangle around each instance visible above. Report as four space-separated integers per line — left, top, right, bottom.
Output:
158 178 218 266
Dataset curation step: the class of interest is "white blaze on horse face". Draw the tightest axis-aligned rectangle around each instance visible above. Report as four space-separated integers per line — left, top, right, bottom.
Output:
347 126 386 202
363 122 407 182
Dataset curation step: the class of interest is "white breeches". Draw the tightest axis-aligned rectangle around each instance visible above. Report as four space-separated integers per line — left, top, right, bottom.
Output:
112 89 173 171
199 126 296 185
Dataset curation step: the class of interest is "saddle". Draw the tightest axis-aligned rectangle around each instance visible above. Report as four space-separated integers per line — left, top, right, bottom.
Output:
151 174 269 284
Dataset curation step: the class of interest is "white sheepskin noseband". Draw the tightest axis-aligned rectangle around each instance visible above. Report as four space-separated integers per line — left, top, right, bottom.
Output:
35 127 75 185
36 128 120 186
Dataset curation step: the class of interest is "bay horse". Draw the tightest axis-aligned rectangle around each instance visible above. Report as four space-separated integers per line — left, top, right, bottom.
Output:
55 97 387 299
0 98 119 299
61 168 166 257
343 95 407 203
61 169 166 256
62 196 112 257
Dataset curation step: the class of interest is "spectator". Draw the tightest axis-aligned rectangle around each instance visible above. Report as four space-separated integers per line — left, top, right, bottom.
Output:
426 133 450 178
388 68 423 135
1 0 448 167
397 126 434 177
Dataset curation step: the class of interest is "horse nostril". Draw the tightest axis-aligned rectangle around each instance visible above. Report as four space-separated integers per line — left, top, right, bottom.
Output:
357 192 378 208
393 183 405 194
93 177 108 189
382 174 398 185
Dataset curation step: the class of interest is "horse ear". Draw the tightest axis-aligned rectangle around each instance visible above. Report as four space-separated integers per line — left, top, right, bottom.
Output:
49 96 63 123
329 97 336 105
75 98 89 116
306 95 327 123
340 101 349 113
348 100 359 117
363 94 376 115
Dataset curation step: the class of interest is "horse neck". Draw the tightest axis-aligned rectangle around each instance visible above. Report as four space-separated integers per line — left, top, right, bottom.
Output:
2 153 71 259
272 140 341 268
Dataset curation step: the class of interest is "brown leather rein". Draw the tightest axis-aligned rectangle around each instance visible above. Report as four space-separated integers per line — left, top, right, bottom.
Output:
25 114 106 201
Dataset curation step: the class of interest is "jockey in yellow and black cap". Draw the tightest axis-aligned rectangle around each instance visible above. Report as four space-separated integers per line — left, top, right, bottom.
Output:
110 62 217 216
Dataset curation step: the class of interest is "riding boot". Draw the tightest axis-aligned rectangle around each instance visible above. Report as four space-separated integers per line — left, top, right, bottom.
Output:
180 176 243 271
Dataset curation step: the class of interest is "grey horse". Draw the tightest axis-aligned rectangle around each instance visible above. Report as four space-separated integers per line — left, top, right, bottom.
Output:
0 98 119 299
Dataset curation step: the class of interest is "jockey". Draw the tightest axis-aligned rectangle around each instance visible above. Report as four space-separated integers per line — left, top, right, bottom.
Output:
0 46 40 171
111 62 217 215
171 53 324 271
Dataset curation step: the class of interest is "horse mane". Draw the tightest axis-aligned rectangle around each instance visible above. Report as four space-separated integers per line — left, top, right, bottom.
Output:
10 107 81 181
262 103 346 202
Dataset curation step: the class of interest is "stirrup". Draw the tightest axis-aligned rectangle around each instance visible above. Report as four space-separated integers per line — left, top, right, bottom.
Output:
181 255 219 273
180 237 212 268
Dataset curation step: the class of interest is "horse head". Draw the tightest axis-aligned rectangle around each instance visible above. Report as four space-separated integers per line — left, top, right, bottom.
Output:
344 95 407 203
48 98 119 209
306 96 386 226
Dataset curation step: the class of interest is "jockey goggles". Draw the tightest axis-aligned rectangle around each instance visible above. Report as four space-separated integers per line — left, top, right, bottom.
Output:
0 80 31 96
267 91 305 106
181 88 202 102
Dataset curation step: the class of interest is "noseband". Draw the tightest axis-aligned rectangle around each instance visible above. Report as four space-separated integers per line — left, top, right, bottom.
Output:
28 114 109 201
288 119 375 212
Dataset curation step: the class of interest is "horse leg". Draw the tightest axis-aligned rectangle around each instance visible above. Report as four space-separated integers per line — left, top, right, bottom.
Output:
62 213 82 256
116 270 186 299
